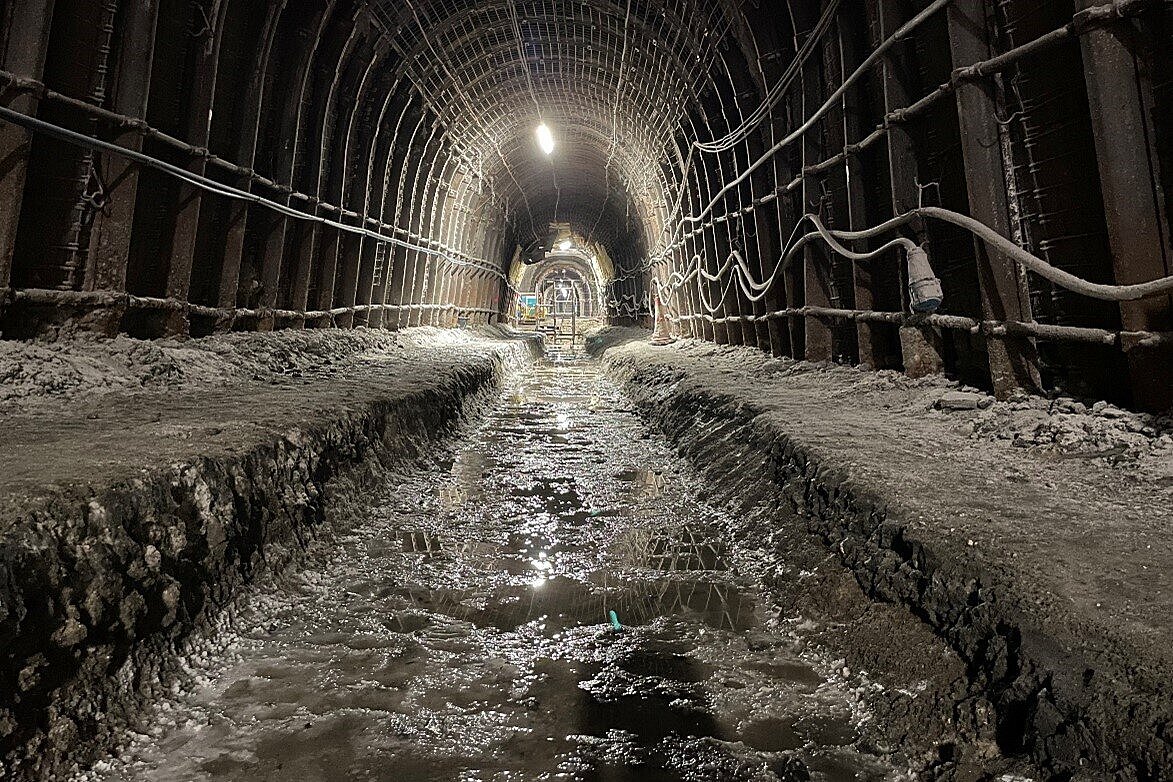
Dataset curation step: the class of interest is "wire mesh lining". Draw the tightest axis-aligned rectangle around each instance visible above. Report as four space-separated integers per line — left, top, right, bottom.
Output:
366 0 734 254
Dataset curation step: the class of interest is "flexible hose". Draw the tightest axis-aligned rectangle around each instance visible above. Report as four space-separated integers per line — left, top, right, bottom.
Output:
6 98 1167 310
654 206 1173 319
656 0 952 246
659 214 919 314
917 207 1173 302
693 0 842 154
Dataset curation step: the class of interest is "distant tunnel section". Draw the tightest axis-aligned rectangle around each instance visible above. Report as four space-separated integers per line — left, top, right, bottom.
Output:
0 0 1171 410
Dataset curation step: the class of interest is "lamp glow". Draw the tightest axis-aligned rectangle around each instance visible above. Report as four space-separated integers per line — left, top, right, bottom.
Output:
536 123 555 155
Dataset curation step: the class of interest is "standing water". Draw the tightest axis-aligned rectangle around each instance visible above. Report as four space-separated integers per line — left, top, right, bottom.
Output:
87 350 903 782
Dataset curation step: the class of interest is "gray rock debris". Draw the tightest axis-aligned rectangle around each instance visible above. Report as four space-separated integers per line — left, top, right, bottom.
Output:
969 394 1172 465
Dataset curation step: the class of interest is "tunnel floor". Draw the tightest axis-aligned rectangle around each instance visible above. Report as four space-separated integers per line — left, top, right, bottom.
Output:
82 349 900 782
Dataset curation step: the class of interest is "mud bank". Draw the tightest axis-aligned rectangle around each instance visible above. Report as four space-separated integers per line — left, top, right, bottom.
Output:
0 327 539 780
594 329 1171 781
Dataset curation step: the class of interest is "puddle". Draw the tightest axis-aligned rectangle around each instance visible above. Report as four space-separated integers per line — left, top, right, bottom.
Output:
86 354 897 782
742 717 805 752
617 467 667 499
391 571 754 634
740 715 858 753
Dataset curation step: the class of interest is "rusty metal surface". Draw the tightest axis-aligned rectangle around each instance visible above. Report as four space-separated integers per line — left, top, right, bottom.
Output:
0 0 1169 404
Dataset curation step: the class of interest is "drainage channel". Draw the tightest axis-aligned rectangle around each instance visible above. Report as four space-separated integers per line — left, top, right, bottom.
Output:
83 350 902 782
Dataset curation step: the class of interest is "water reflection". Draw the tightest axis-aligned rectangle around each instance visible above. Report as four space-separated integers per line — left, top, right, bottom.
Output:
392 573 754 635
617 468 667 500
93 352 892 782
614 526 730 572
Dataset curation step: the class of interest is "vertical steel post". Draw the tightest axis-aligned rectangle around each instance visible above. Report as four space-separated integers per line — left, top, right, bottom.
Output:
801 34 834 363
820 11 858 364
85 0 159 333
288 215 321 327
0 0 57 332
1076 0 1173 412
842 6 893 369
254 193 292 329
333 222 363 328
215 0 284 334
873 0 946 378
162 1 224 336
946 0 1041 397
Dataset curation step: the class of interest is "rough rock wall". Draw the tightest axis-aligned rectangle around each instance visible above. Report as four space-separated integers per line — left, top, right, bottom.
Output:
599 338 1169 782
0 334 535 780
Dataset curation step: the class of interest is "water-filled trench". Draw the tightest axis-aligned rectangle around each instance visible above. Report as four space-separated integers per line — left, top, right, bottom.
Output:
87 351 903 782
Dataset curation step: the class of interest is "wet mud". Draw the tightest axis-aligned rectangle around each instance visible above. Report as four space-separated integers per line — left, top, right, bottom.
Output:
593 330 1172 781
83 351 906 782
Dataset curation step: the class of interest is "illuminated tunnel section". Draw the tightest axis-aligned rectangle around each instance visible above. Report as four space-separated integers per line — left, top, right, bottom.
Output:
0 0 1170 407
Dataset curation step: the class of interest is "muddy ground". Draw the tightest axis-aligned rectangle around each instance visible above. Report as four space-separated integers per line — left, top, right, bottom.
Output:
0 325 1168 781
0 327 533 514
0 327 539 778
590 327 1172 781
70 350 923 782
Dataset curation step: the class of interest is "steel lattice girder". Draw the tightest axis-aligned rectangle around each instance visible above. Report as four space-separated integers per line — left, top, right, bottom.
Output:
365 0 742 256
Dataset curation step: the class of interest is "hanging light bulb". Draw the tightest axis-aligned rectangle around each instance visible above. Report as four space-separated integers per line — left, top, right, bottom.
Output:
536 123 555 155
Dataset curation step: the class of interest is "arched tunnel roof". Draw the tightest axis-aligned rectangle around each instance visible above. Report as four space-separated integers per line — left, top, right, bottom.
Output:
0 0 802 328
358 0 769 269
3 0 1170 410
361 0 753 267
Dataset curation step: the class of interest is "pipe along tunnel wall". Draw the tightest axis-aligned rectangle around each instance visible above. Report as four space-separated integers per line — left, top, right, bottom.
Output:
2 0 1173 410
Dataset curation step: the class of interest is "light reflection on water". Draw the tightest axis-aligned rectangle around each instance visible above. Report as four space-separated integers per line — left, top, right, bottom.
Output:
88 352 897 782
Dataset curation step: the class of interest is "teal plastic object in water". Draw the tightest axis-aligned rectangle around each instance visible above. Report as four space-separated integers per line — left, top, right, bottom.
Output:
608 610 622 630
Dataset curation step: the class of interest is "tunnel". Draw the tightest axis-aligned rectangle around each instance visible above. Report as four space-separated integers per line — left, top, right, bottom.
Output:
0 1 1172 780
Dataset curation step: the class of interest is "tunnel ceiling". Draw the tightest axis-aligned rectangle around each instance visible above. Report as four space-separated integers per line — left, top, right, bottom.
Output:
0 0 781 334
365 0 742 262
2 0 1172 411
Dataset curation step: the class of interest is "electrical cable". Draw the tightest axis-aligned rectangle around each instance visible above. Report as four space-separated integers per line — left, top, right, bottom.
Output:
0 104 515 289
652 0 952 256
693 0 841 154
654 206 1173 317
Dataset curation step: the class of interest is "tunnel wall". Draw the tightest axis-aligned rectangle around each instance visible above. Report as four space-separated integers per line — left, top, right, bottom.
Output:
0 332 537 779
0 0 516 340
598 335 1171 780
641 0 1172 412
0 0 1170 410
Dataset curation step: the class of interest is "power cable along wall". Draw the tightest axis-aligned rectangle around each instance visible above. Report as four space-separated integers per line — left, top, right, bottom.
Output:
0 0 1171 409
0 0 519 339
0 0 733 334
643 0 1173 411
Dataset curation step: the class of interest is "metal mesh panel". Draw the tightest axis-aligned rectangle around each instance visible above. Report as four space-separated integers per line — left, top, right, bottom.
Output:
365 0 734 253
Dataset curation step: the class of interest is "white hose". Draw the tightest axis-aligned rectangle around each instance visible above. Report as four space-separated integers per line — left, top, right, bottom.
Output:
656 0 953 248
647 206 1173 319
917 207 1173 302
657 214 918 314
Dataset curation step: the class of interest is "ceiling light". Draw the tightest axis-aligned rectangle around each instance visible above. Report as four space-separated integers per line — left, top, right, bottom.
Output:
536 123 555 155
